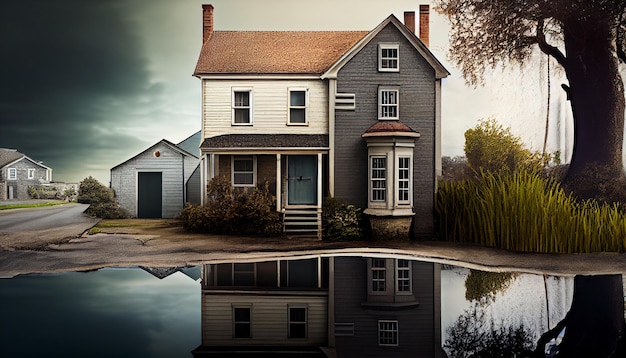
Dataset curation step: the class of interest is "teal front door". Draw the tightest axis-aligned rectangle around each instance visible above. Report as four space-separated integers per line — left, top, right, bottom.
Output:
287 155 317 205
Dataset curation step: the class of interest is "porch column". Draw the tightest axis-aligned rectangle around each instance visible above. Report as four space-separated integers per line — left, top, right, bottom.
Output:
276 154 282 212
200 154 207 205
317 153 323 210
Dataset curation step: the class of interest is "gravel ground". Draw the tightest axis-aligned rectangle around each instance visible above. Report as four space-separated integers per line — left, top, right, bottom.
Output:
0 217 624 277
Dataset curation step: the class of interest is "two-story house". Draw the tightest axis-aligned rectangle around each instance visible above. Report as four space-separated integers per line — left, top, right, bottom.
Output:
191 255 443 357
0 148 52 200
194 4 448 239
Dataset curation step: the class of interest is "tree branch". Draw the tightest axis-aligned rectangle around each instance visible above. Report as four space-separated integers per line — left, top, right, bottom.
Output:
536 19 567 67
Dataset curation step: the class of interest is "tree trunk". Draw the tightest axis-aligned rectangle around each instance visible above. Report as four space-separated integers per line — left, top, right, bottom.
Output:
561 14 626 201
532 275 625 358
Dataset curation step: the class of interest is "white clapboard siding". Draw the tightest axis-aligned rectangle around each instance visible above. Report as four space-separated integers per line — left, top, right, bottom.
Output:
202 79 329 137
201 293 328 346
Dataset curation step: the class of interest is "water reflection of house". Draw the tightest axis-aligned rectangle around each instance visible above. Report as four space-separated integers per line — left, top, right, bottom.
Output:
192 256 443 357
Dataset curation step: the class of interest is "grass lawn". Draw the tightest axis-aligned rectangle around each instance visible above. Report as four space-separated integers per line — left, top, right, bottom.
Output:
0 200 68 210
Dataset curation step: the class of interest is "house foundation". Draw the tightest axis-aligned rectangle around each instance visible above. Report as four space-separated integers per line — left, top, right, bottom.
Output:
367 215 413 241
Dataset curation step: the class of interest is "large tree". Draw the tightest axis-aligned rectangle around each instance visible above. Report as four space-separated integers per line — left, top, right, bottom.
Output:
436 0 626 201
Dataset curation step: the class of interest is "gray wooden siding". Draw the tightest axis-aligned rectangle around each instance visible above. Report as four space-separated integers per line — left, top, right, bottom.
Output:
111 143 188 218
200 294 328 346
333 257 440 357
334 24 437 237
186 164 201 205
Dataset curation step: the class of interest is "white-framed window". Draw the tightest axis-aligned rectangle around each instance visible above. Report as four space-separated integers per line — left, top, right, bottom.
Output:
378 87 399 120
379 43 399 72
371 258 386 292
288 306 307 339
28 168 35 179
288 89 307 125
232 89 252 125
232 155 256 187
233 305 252 338
397 157 411 203
378 320 399 346
396 259 412 293
8 168 16 180
371 156 387 202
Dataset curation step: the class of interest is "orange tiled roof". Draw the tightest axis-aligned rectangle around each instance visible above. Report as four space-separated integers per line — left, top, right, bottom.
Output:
194 31 369 75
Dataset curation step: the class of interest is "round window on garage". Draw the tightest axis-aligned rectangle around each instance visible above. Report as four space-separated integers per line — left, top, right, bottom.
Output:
154 150 161 157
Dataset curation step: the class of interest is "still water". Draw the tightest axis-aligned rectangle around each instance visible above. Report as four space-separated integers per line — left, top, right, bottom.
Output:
0 255 621 358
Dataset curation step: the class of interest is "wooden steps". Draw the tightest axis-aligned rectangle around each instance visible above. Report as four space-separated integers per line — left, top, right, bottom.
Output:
283 208 321 239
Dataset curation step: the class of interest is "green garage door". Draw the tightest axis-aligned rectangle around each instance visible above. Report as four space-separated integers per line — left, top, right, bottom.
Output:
138 172 162 218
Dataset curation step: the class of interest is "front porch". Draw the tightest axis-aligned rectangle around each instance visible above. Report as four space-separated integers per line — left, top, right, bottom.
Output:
201 151 327 239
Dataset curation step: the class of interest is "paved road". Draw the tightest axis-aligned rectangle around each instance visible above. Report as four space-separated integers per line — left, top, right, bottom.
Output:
0 204 100 250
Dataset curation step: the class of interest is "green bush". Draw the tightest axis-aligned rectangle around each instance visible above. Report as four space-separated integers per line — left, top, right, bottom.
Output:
435 170 626 253
78 177 129 219
179 176 282 237
465 269 516 304
322 197 364 241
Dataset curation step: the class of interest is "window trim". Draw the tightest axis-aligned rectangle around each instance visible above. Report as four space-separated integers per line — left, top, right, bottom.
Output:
232 305 252 339
232 155 256 187
8 168 17 180
370 156 387 203
397 156 411 205
27 168 35 179
288 305 308 339
378 43 400 72
378 320 399 346
232 88 253 125
288 88 308 125
370 258 387 293
378 87 399 120
395 259 412 294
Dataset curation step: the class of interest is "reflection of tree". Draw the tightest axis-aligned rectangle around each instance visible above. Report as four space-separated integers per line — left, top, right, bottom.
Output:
531 275 626 358
465 269 516 304
444 302 533 358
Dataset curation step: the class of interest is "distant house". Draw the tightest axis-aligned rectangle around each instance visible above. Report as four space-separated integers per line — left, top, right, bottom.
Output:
192 255 443 357
0 148 52 200
110 132 201 218
194 4 448 239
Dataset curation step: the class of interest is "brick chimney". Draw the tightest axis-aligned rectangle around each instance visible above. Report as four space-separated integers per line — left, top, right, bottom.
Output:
404 11 416 34
419 4 430 47
202 4 214 43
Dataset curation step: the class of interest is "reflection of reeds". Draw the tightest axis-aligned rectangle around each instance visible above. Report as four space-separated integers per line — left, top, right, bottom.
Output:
435 170 626 253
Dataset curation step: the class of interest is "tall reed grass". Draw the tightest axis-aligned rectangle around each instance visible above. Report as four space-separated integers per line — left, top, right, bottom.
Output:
435 170 626 253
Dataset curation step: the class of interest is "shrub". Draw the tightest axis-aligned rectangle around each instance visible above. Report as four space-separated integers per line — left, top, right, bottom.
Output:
179 176 282 237
435 170 626 253
78 177 129 219
322 197 364 241
444 303 534 358
465 269 516 304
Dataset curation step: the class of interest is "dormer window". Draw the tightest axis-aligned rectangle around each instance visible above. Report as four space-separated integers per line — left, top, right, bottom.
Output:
378 87 399 120
378 44 399 72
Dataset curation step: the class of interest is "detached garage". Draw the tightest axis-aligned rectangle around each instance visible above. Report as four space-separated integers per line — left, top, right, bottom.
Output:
110 133 200 218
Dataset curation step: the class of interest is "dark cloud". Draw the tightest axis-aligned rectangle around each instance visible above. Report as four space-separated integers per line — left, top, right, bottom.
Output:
0 0 158 182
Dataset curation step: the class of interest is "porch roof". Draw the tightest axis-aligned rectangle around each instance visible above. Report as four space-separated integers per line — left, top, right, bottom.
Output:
200 134 329 150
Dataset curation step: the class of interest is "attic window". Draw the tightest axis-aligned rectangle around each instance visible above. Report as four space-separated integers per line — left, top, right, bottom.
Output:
379 44 399 72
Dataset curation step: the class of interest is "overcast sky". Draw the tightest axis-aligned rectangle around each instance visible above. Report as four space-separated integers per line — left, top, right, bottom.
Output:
0 0 570 184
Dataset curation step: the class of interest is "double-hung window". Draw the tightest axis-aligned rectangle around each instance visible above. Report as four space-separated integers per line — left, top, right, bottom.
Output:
233 306 252 338
232 156 256 187
397 157 411 203
288 89 307 124
371 258 386 292
233 89 252 125
396 259 411 293
8 168 17 180
288 306 307 338
378 320 399 346
379 44 399 72
379 87 399 120
371 157 387 202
